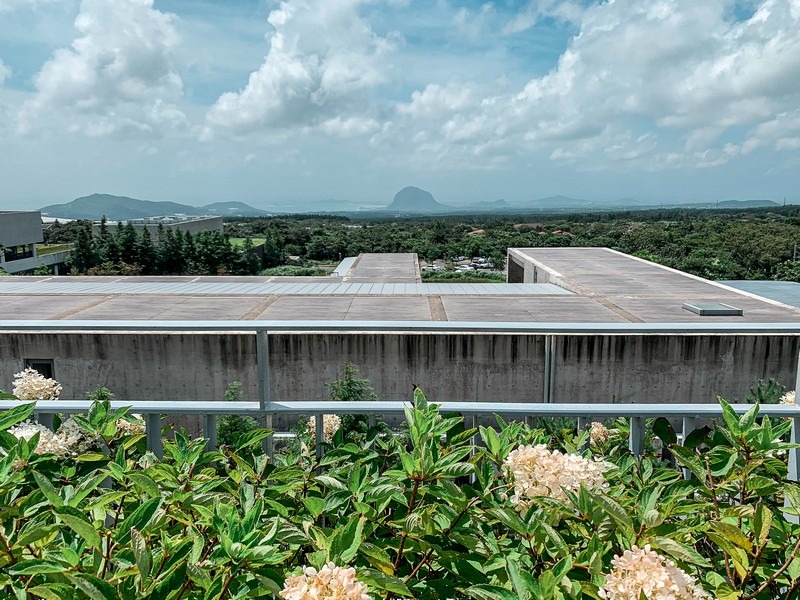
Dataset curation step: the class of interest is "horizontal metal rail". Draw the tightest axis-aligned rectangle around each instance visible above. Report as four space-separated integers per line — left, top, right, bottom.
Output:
0 320 798 335
5 399 799 483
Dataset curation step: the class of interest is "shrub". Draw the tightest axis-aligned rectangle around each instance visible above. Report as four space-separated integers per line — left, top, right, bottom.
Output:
217 381 259 448
1 388 799 598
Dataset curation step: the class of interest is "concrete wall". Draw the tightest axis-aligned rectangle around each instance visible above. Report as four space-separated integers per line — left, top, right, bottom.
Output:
2 250 70 275
0 211 43 249
0 331 796 412
553 334 799 404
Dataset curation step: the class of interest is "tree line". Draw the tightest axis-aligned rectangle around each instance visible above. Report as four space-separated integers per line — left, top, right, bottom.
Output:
53 219 262 276
45 205 800 281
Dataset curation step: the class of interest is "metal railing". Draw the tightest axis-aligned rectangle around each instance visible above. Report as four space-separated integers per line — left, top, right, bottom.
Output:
3 398 799 482
1 320 799 407
1 320 799 477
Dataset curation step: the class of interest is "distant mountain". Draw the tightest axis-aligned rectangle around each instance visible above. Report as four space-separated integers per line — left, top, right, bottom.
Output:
40 193 266 220
200 202 269 217
717 199 780 208
386 186 447 212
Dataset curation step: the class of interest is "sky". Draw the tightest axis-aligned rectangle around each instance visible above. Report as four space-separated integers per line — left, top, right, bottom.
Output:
0 0 799 210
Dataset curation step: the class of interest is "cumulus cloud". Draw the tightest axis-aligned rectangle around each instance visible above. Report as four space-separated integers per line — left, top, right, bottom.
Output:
205 0 395 136
388 0 800 171
18 0 186 137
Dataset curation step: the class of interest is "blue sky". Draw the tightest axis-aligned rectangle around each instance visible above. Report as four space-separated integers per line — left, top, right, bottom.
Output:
0 0 798 210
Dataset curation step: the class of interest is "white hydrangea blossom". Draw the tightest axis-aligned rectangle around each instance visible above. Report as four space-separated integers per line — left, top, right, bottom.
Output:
590 422 610 445
280 562 370 600
504 443 607 509
599 544 708 600
308 414 342 442
116 414 146 437
56 418 103 455
8 420 71 456
780 390 796 405
12 368 62 400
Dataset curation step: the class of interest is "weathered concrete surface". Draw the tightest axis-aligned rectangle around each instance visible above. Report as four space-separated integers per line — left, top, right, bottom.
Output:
1 331 795 409
553 334 799 404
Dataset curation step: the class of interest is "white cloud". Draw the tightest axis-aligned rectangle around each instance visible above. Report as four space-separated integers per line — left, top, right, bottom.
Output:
387 0 800 171
0 59 10 85
0 0 57 12
205 0 395 136
18 0 186 138
503 0 585 34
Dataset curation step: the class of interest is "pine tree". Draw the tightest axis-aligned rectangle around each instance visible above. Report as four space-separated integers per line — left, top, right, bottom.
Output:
69 223 98 274
136 228 156 274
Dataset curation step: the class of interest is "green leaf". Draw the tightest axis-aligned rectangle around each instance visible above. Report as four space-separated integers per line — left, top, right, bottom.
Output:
32 471 63 507
718 397 741 437
115 497 161 544
649 536 711 567
670 446 706 481
0 402 36 431
58 512 102 549
652 417 677 445
9 560 68 575
358 570 413 597
75 452 108 462
67 574 119 600
131 527 151 580
329 515 366 563
753 504 772 548
127 473 160 499
28 584 76 600
709 522 753 553
506 558 534 600
302 497 325 519
591 492 634 534
738 402 760 432
463 584 520 600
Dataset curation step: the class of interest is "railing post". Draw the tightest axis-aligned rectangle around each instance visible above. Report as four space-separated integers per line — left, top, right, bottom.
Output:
789 417 800 483
629 416 644 456
315 414 324 461
146 413 163 459
204 414 217 452
543 335 551 403
257 329 273 457
36 412 54 430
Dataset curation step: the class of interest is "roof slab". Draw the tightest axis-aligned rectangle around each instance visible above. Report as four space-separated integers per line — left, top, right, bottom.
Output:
1 250 797 323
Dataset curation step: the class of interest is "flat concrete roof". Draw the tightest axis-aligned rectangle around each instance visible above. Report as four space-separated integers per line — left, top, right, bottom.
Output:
508 247 800 323
1 249 797 323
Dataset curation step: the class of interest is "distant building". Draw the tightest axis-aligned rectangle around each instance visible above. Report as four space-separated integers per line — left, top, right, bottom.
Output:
91 215 223 239
0 211 69 274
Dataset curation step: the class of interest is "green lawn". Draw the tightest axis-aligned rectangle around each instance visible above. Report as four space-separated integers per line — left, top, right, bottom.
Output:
229 238 266 247
36 244 72 256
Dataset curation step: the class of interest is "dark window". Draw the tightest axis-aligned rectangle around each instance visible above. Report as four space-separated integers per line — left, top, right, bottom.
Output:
24 359 54 379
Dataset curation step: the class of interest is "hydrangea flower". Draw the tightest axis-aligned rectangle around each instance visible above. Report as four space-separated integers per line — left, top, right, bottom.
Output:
56 418 103 455
504 443 607 509
12 368 62 400
116 414 146 437
599 544 707 600
8 420 71 456
280 562 370 600
308 414 342 442
590 422 610 445
780 390 796 405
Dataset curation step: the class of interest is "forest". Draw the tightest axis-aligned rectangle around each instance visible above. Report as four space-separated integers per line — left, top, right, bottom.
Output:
44 205 800 281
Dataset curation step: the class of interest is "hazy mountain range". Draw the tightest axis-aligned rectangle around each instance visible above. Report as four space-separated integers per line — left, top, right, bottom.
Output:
39 190 784 221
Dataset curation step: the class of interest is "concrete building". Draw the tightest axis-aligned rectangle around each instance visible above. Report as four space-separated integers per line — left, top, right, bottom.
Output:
92 215 224 239
0 211 69 275
0 248 798 428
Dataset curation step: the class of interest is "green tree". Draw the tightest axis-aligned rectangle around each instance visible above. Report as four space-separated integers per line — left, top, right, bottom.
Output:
68 223 98 274
136 228 157 274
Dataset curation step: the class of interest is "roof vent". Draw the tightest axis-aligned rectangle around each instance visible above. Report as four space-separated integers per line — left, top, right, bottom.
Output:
682 302 743 316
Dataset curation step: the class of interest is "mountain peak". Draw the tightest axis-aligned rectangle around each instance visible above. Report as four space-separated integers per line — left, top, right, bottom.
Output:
387 186 445 211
